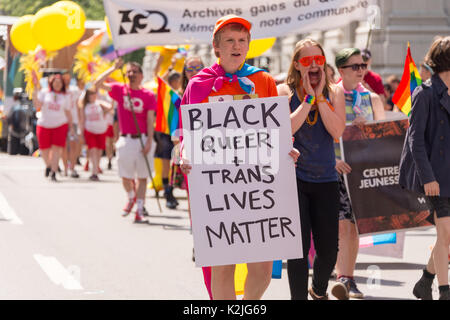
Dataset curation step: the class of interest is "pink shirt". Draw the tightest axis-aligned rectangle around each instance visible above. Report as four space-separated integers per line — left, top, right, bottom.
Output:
108 83 156 135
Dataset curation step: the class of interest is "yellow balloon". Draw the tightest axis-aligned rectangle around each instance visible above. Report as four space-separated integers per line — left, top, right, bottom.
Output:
246 38 277 59
52 1 86 46
146 46 166 53
10 15 38 54
31 6 69 51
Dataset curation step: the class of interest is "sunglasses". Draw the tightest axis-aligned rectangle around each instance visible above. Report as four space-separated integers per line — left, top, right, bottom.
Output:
298 55 326 67
185 65 203 72
340 63 368 71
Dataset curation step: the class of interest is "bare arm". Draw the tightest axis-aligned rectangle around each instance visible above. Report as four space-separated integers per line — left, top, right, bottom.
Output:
370 92 386 121
319 85 346 140
93 58 124 92
278 83 314 134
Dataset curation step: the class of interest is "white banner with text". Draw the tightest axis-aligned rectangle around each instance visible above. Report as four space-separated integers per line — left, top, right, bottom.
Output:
104 0 376 48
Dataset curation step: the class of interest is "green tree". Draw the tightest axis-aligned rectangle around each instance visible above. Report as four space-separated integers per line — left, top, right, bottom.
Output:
0 0 105 20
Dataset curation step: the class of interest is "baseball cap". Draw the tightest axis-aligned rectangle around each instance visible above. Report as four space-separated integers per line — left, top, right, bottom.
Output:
213 15 252 36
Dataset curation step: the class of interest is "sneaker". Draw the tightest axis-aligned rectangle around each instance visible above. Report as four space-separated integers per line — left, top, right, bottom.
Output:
122 197 136 217
331 277 350 300
439 290 449 300
413 276 433 300
142 206 150 217
89 174 99 181
308 287 329 300
45 167 51 177
50 171 58 182
71 170 80 178
348 278 364 299
164 186 178 209
133 212 148 224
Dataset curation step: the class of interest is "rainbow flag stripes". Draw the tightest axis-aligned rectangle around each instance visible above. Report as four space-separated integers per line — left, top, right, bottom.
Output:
392 43 422 116
155 77 181 136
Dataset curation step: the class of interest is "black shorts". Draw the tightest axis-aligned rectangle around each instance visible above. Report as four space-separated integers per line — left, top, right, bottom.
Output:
426 196 450 225
338 174 356 223
154 131 174 160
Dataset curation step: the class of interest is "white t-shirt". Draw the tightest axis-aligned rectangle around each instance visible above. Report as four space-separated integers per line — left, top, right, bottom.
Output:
67 86 82 125
84 102 108 134
37 90 70 128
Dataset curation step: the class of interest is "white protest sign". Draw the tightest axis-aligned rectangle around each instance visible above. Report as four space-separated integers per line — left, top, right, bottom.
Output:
104 0 376 48
181 96 302 267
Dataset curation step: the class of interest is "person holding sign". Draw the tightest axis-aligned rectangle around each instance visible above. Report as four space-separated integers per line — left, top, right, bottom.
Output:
399 36 450 301
277 39 346 300
180 15 299 300
331 48 385 300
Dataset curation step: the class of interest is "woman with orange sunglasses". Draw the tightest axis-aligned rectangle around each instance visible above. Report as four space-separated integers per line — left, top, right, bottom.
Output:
277 39 346 300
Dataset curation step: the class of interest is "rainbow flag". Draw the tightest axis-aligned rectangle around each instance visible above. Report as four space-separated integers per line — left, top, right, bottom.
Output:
155 77 181 136
392 43 422 116
77 29 136 61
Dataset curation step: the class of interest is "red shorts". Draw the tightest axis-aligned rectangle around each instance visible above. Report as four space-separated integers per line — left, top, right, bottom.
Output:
37 124 68 149
84 130 106 150
105 125 114 138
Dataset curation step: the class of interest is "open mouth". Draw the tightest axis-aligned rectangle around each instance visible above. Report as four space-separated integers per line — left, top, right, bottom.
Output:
308 69 321 82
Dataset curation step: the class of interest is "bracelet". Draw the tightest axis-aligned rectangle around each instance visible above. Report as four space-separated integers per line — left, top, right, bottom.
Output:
317 94 326 103
304 94 316 105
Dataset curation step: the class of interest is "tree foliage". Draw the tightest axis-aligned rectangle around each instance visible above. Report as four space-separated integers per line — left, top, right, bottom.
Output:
0 0 105 21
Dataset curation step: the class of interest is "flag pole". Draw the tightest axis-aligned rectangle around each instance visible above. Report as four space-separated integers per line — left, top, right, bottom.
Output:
116 52 163 213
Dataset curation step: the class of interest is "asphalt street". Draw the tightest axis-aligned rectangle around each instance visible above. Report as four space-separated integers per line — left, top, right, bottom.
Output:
0 153 447 300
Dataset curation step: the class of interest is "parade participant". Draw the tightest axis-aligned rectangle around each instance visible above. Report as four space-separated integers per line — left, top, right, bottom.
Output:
94 59 156 224
79 88 111 181
277 39 346 300
104 99 115 170
419 61 434 82
180 56 204 94
62 71 83 178
32 73 74 182
178 55 205 261
180 15 299 300
154 71 183 209
327 63 337 84
399 36 450 300
361 49 386 103
331 48 385 300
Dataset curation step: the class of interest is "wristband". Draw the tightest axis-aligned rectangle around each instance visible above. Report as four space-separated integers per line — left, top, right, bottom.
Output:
304 94 316 105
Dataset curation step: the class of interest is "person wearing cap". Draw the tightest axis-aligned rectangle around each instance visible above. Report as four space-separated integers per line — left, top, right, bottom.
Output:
361 49 386 104
179 15 299 300
332 48 385 300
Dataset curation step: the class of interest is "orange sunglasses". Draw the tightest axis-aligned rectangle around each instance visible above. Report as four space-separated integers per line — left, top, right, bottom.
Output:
298 55 326 67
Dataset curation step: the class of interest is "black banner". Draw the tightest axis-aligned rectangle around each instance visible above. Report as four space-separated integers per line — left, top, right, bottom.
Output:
342 120 432 235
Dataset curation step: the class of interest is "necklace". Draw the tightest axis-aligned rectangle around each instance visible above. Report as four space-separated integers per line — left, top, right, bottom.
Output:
305 109 319 126
296 86 319 126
